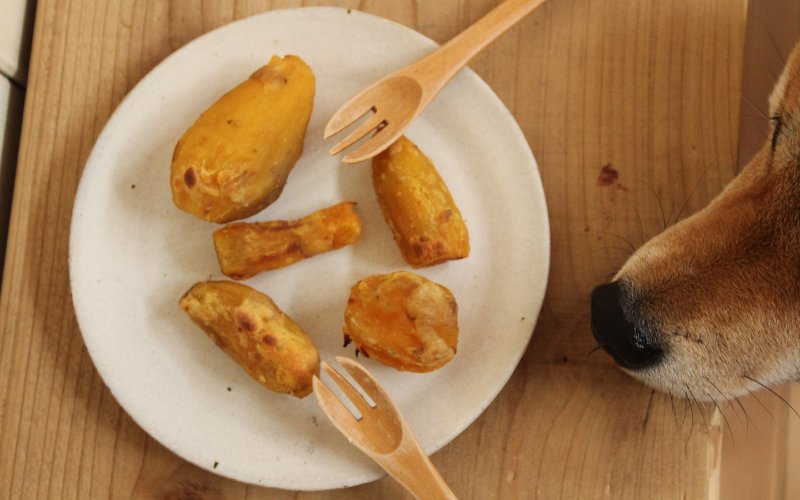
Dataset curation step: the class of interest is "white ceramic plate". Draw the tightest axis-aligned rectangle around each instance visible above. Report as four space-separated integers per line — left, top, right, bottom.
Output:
69 7 549 491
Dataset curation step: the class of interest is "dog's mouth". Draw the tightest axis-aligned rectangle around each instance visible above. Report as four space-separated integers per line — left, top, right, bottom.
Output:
590 281 664 370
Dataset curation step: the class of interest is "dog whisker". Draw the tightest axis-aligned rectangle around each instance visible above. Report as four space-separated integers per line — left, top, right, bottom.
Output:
743 375 800 419
725 395 746 424
680 394 689 428
705 376 749 431
741 93 771 121
756 127 772 142
669 169 708 227
756 15 788 66
739 116 772 141
669 394 679 430
642 389 657 429
601 232 638 253
587 344 604 357
758 57 780 83
707 391 735 449
596 244 635 257
686 385 709 434
726 398 747 429
636 181 669 231
745 388 776 422
734 396 758 433
684 390 696 445
621 196 648 246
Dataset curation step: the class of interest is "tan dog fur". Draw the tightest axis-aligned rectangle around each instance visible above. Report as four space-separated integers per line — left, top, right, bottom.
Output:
614 40 800 401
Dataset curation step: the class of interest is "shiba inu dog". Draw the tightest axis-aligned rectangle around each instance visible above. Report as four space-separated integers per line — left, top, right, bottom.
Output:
590 40 800 403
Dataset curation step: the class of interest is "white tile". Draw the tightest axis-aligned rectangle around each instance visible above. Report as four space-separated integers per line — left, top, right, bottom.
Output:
0 0 34 82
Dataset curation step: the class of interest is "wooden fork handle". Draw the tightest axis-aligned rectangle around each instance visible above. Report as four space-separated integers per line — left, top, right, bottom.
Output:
409 0 548 99
369 422 457 500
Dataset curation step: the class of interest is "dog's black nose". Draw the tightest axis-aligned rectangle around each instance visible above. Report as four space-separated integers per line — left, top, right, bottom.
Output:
591 281 662 370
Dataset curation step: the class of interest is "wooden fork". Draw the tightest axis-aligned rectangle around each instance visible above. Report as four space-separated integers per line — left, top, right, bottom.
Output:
313 357 457 499
324 0 548 163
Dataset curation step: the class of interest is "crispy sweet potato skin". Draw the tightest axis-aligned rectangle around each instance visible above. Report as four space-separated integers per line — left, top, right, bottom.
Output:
372 136 469 267
171 55 315 223
343 271 458 372
179 281 319 398
213 202 362 280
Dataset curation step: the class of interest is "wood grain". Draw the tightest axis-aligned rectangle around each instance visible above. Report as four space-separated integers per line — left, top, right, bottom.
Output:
0 0 753 498
737 0 800 170
720 2 800 498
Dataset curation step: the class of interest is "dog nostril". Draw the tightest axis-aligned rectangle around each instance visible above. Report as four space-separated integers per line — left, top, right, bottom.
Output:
590 281 662 370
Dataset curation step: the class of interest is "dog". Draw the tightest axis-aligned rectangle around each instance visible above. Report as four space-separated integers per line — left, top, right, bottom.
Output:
590 39 800 403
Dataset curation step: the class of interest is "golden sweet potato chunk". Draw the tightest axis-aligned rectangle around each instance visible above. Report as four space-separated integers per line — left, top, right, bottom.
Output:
213 202 362 280
343 271 458 372
179 281 319 398
372 135 469 267
171 55 315 223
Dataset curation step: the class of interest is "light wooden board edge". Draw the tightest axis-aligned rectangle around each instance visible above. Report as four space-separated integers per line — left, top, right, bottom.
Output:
786 385 800 498
0 77 23 284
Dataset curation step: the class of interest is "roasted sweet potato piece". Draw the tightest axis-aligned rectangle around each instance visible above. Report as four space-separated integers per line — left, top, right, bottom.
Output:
171 55 315 223
343 271 458 372
372 135 469 267
213 202 362 280
179 281 319 398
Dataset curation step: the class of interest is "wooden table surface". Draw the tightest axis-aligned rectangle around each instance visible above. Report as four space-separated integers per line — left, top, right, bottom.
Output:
0 0 755 498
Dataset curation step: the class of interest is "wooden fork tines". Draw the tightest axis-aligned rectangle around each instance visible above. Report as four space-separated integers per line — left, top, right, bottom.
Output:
313 357 457 500
324 0 548 163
